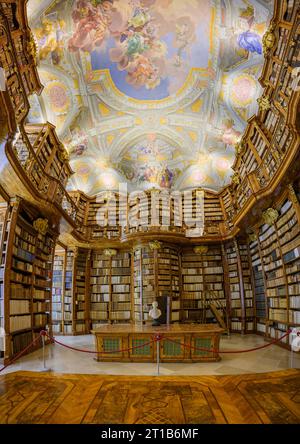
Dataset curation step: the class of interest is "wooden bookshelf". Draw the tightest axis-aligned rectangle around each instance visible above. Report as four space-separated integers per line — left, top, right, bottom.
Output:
73 248 89 334
225 242 242 332
249 236 267 335
180 246 226 325
110 252 131 323
133 246 156 323
51 245 66 335
1 198 56 362
90 250 131 326
238 242 255 333
0 202 8 357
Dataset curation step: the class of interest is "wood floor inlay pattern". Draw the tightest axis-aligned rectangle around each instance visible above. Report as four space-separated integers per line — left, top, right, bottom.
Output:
0 370 300 424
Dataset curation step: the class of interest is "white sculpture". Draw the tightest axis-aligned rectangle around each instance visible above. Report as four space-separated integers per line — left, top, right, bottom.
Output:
290 328 300 352
149 301 162 326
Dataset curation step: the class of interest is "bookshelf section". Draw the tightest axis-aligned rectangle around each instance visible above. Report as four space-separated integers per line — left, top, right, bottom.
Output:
74 249 89 334
52 247 66 334
64 250 74 334
0 202 8 357
1 199 56 361
90 250 132 327
225 242 242 332
249 237 266 335
180 250 204 323
110 252 131 323
180 246 226 325
90 252 110 327
133 246 156 323
249 194 300 347
238 243 255 332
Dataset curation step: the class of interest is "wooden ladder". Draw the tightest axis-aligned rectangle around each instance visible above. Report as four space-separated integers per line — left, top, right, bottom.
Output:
209 303 227 330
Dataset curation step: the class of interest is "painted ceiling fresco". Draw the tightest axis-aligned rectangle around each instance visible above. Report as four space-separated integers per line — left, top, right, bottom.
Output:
27 0 274 195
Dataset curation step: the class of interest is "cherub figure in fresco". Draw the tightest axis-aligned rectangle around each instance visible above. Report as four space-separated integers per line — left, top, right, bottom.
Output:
68 0 115 53
220 119 242 146
159 167 175 188
173 17 196 67
236 2 264 55
109 2 165 90
64 128 88 156
35 17 65 65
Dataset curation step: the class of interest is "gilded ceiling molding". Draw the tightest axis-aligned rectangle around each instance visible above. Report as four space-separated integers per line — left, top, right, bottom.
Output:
94 68 209 112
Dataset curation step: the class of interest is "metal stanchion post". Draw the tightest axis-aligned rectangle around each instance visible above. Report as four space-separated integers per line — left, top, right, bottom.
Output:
39 331 51 373
157 338 160 376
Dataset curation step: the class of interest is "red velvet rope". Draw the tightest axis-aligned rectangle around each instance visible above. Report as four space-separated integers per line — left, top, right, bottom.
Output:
0 334 42 373
44 331 157 354
0 329 295 374
163 329 292 354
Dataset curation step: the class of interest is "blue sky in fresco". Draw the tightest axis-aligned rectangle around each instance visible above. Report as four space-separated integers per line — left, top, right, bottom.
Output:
91 22 210 100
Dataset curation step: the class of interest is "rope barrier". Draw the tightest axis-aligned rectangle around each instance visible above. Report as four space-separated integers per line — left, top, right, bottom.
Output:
0 329 296 374
163 329 292 354
43 331 158 355
0 334 42 373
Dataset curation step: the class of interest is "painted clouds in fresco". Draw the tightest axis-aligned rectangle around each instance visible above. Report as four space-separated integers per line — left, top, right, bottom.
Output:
68 0 211 98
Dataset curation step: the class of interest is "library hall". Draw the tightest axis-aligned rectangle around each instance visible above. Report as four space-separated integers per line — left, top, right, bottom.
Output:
1 0 300 428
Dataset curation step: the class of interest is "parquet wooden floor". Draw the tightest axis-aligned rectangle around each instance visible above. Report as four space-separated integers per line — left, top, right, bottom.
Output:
0 370 300 424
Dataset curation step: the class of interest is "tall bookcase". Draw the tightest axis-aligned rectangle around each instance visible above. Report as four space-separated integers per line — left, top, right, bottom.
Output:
238 242 255 333
1 199 56 362
0 202 8 357
64 250 74 334
181 246 225 324
133 246 156 323
110 251 131 323
249 191 300 348
90 252 110 326
90 250 132 326
181 249 204 323
133 243 181 324
52 245 66 334
249 236 267 335
73 248 90 334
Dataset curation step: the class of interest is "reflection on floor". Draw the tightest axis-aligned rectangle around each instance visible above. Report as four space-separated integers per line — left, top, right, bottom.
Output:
1 334 300 376
0 370 300 424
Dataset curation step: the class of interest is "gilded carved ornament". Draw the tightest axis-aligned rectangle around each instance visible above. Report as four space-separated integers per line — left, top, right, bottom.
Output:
58 146 70 163
193 246 208 255
248 232 258 243
288 184 299 204
257 96 271 111
33 218 49 235
103 248 118 256
262 24 276 55
235 140 246 155
231 173 240 185
262 208 279 225
27 31 38 62
149 240 161 250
